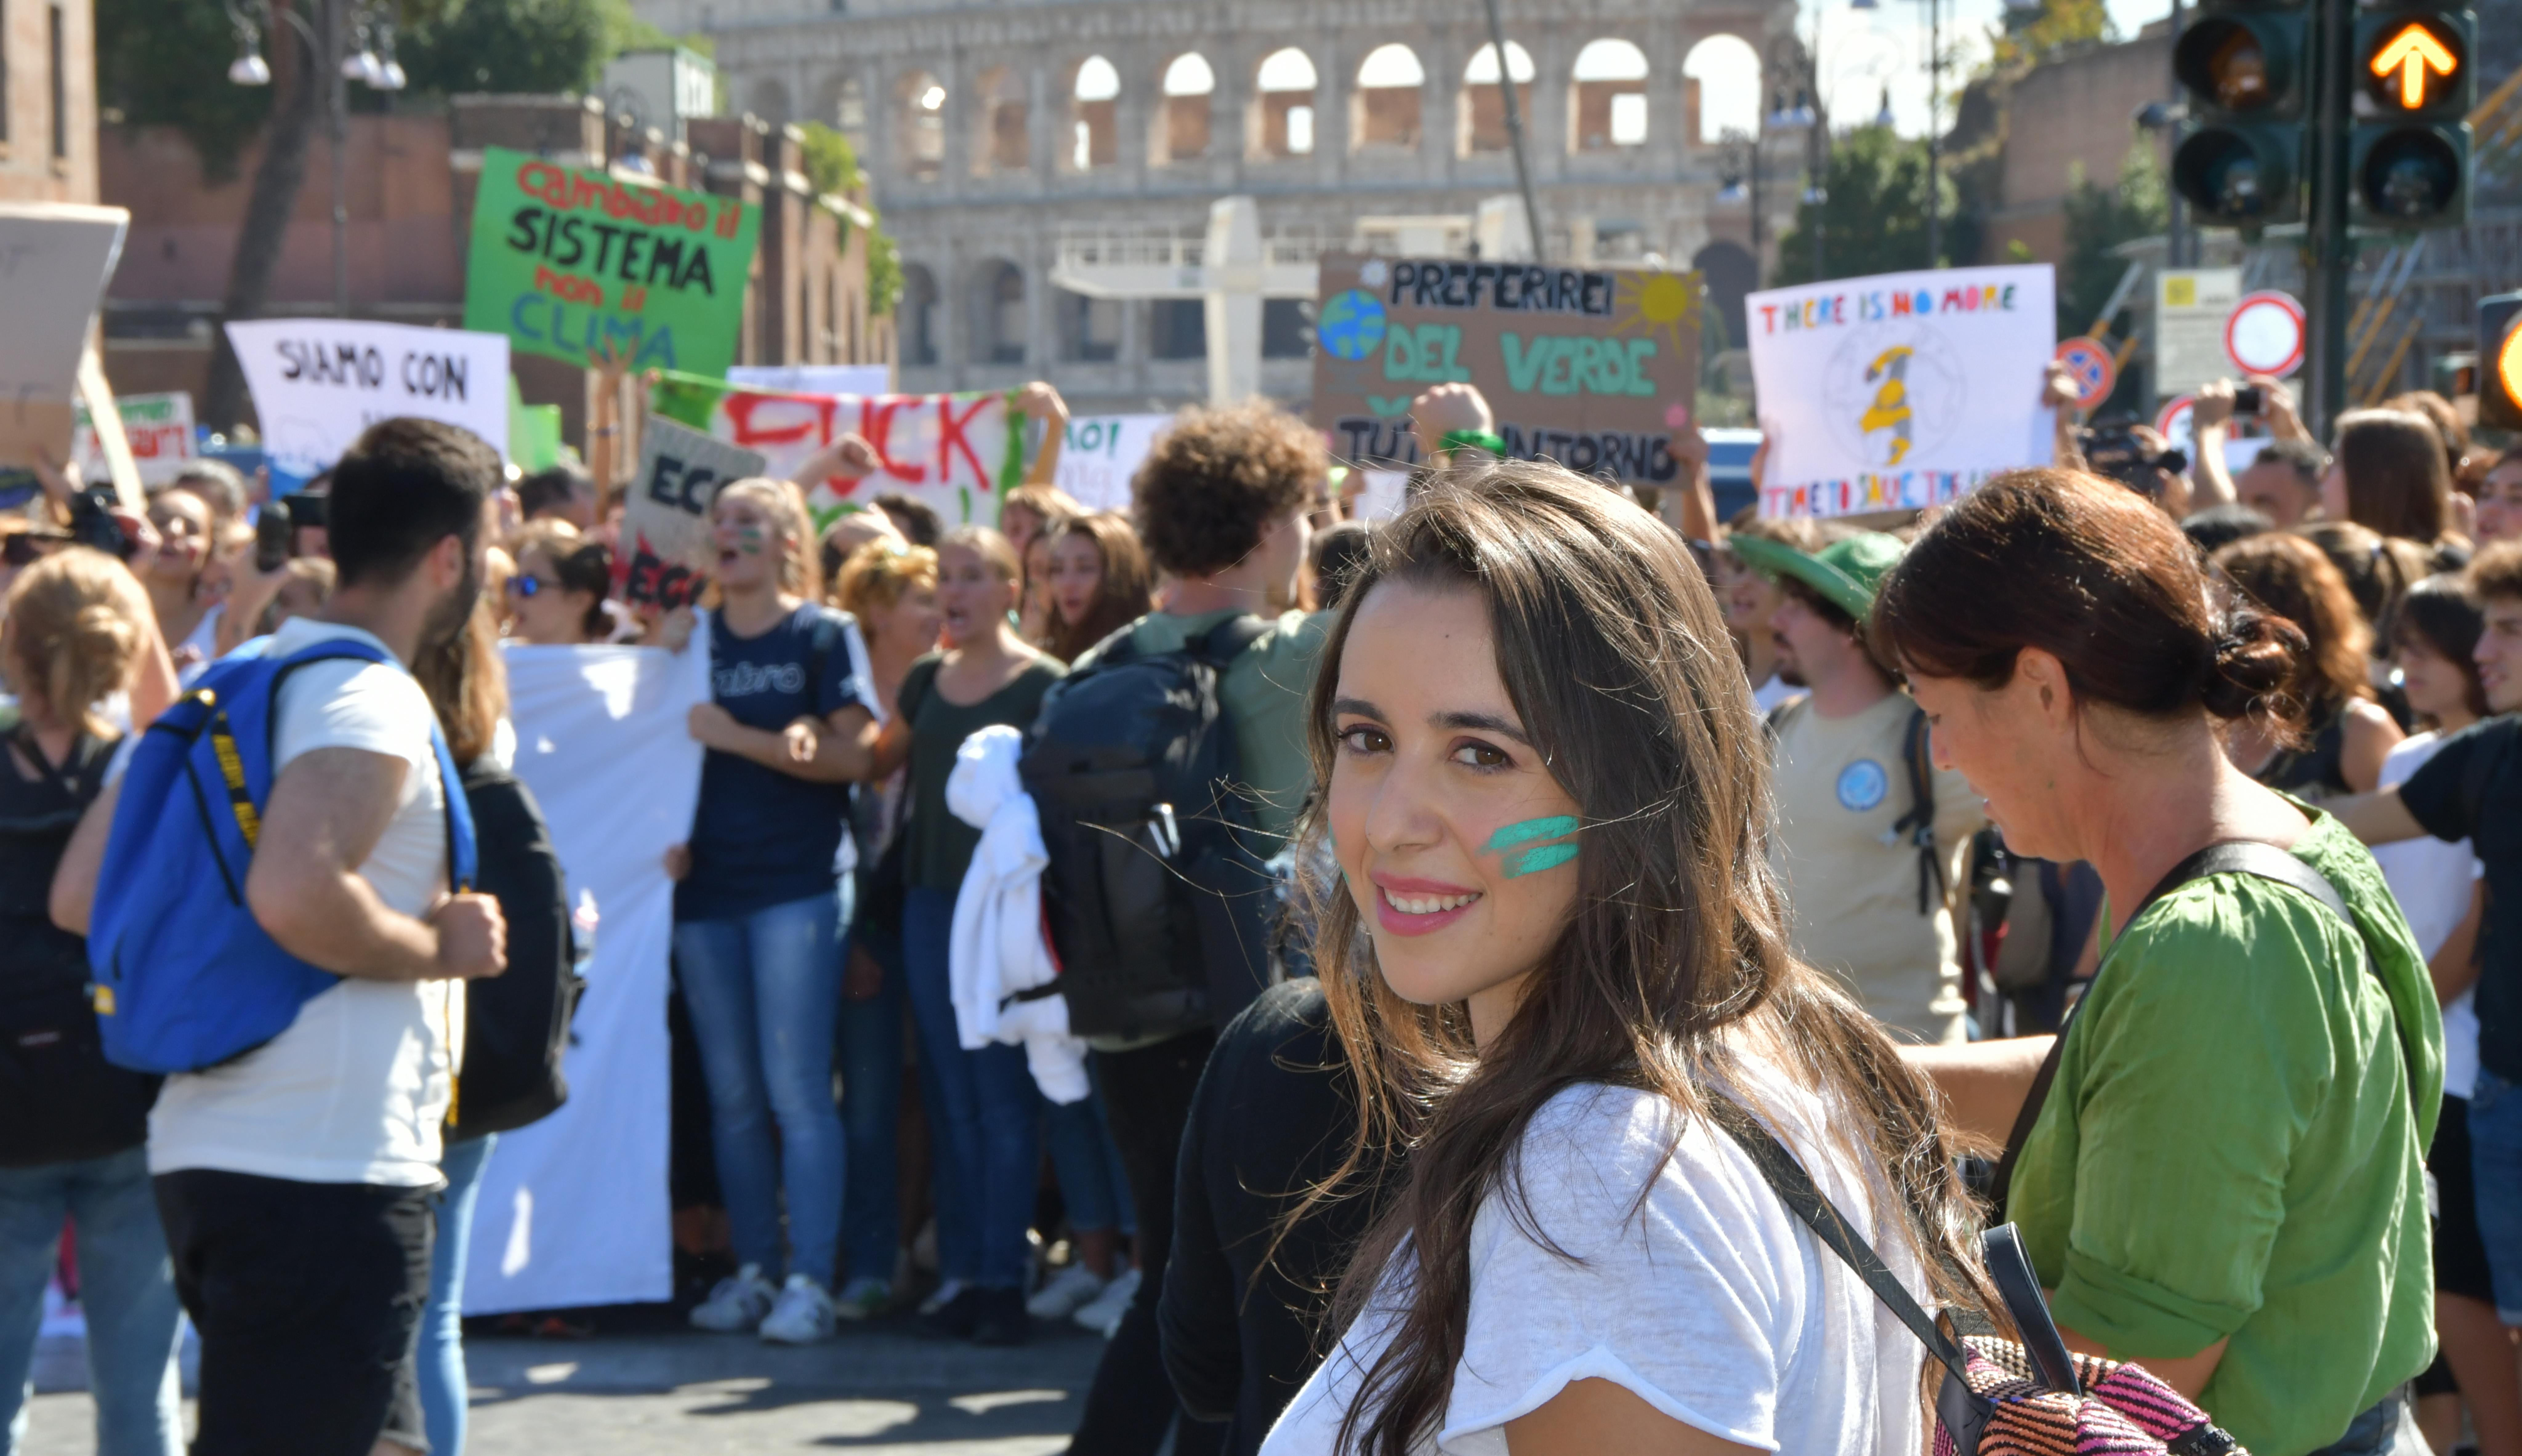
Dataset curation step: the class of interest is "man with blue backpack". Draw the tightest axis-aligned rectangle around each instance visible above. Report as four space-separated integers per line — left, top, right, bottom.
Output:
52 417 509 1456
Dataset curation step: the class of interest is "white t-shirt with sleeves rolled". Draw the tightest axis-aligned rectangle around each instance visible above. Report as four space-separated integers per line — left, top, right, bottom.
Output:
147 617 460 1188
1260 1070 1930 1456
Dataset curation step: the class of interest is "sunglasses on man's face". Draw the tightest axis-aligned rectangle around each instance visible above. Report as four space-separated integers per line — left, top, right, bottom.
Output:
2 532 70 567
506 573 564 598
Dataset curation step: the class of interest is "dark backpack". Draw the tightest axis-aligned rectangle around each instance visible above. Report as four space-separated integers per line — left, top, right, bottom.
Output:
1019 615 1278 1041
0 717 158 1167
449 758 582 1139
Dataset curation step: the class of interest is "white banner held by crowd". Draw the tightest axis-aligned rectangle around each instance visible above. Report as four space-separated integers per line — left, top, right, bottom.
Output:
1054 414 1173 513
1746 264 2057 519
461 639 708 1317
224 320 509 481
727 364 893 397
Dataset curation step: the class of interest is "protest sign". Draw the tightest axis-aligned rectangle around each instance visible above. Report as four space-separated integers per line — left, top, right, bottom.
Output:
0 203 129 471
619 418 766 608
75 392 195 486
650 372 1027 530
727 364 892 396
1055 413 1173 511
1309 254 1703 486
224 320 509 485
465 146 760 379
1745 264 2057 519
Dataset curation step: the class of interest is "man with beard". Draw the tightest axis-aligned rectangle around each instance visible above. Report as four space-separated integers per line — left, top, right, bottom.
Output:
55 417 508 1454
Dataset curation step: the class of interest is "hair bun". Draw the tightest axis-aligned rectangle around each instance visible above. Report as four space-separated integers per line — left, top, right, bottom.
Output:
2200 601 2307 723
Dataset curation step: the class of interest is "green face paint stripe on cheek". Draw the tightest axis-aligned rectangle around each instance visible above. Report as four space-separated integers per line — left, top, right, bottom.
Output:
1504 842 1579 879
1481 815 1579 854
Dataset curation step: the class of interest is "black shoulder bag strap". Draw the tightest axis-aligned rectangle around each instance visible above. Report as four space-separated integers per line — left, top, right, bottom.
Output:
1890 704 1943 914
1985 839 2386 1221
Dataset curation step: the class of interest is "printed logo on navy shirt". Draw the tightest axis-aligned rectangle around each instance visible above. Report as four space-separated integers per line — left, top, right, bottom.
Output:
715 661 807 698
1836 759 1888 812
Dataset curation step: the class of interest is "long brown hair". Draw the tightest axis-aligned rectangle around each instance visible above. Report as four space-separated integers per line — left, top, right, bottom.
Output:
1044 512 1154 662
414 598 510 768
2214 532 2373 719
2335 409 2453 542
1872 468 2306 734
1297 461 1990 1456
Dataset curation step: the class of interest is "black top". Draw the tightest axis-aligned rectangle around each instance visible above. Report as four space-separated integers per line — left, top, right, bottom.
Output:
2257 702 2354 802
2401 714 2522 1082
0 713 114 988
1159 978 1397 1456
897 652 1065 892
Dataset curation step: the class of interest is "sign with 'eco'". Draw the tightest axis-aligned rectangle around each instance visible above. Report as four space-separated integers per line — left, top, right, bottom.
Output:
1744 264 2057 519
464 145 760 378
1309 254 1703 486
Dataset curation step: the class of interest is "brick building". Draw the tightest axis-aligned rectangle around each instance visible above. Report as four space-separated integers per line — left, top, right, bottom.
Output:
1 0 97 203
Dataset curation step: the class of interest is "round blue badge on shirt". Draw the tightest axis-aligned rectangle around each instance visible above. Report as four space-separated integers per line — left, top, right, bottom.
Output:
1836 759 1888 812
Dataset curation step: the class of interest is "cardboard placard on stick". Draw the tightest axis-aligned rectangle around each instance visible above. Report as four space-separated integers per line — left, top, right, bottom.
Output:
619 417 766 609
1308 254 1704 486
0 202 131 472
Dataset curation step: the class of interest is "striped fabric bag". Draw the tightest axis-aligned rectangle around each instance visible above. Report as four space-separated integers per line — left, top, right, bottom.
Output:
1715 1108 2246 1456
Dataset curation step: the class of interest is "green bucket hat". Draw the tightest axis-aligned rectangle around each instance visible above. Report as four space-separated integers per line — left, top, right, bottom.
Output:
1729 531 1908 622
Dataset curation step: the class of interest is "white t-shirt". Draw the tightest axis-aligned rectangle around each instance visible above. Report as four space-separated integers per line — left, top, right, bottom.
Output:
2372 732 2481 1097
148 617 461 1188
1751 672 1796 714
1261 1073 1930 1456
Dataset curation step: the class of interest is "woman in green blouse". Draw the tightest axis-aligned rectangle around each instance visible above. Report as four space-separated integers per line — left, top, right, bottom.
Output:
1871 469 2440 1456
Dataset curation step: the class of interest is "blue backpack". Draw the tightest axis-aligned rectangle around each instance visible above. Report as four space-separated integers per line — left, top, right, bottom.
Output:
88 637 476 1075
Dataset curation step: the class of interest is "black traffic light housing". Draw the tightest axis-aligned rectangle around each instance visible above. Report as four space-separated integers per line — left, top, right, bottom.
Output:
2481 292 2522 432
2170 1 2311 226
2348 7 2476 228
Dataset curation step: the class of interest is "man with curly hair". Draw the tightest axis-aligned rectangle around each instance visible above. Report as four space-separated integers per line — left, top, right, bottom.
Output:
1059 400 1329 1456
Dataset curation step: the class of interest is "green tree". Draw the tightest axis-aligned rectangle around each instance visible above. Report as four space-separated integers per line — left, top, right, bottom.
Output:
1771 126 1961 284
798 122 903 316
2056 144 2166 340
1987 0 2115 71
397 0 621 98
95 0 273 182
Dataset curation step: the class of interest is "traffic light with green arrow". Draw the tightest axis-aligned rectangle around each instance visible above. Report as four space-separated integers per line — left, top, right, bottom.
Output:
2170 0 2312 226
2349 6 2475 226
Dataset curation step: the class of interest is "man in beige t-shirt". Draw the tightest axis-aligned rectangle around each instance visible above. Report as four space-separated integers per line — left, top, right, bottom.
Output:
1736 532 1985 1043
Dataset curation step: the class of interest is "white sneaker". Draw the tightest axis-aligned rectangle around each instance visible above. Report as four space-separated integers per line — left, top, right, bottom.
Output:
758 1274 837 1344
1026 1263 1108 1320
690 1264 777 1333
1071 1266 1141 1337
832 1276 892 1322
918 1277 968 1317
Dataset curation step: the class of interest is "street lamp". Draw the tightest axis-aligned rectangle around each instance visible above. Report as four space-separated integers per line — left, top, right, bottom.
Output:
223 0 405 318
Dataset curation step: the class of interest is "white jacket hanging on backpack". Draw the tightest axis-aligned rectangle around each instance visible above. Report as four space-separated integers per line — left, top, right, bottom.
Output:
945 725 1090 1103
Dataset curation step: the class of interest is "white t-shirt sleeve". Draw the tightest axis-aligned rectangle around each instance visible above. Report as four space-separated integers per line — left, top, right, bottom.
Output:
270 655 446 919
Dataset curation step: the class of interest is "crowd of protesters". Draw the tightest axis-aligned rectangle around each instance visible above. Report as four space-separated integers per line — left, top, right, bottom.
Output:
0 356 2512 1456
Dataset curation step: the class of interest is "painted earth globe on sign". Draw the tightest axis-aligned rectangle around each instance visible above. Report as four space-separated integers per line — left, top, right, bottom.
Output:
1820 320 1970 471
1319 289 1389 361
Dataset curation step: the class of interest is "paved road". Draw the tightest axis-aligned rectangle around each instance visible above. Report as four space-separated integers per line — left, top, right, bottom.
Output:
20 1316 1108 1454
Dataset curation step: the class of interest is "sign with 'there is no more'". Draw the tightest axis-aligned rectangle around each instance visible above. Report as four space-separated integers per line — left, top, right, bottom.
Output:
465 146 761 379
224 320 509 483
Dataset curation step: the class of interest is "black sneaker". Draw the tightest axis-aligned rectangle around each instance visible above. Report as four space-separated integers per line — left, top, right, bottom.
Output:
970 1285 1030 1346
913 1286 980 1340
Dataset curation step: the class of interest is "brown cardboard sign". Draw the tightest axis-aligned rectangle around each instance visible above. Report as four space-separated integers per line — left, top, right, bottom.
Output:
1309 253 1703 485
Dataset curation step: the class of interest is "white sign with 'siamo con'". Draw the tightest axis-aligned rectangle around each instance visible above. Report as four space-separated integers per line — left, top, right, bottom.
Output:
224 320 510 479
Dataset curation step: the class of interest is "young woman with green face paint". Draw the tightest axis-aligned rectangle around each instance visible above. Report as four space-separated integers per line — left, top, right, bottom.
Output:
1275 463 1991 1456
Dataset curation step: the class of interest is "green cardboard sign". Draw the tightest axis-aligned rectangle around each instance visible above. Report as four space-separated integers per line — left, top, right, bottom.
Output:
463 145 759 379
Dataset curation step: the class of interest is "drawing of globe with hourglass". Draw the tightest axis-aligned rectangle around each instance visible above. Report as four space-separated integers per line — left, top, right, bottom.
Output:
1820 320 1969 470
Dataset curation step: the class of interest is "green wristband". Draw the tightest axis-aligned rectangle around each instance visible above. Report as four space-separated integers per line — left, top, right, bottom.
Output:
1438 429 1507 456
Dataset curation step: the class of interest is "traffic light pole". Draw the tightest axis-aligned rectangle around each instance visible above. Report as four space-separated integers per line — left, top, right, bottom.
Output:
2305 0 2355 435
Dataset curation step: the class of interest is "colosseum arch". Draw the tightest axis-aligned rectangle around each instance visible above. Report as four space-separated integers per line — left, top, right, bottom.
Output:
749 76 794 129
896 71 947 180
1571 38 1651 151
899 263 941 366
972 66 1030 175
1458 39 1534 156
1352 42 1425 152
1682 35 1761 144
1252 47 1318 159
1066 56 1122 172
1159 52 1215 163
971 259 1028 364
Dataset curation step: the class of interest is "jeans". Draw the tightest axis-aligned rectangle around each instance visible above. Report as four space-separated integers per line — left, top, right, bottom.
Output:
2305 1392 2429 1456
837 918 905 1288
1043 1084 1136 1237
902 885 1041 1291
673 883 851 1289
0 1148 182 1456
419 1133 496 1456
2468 1067 2522 1324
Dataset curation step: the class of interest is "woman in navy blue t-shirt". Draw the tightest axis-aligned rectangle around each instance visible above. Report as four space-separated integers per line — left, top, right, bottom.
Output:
672 477 875 1345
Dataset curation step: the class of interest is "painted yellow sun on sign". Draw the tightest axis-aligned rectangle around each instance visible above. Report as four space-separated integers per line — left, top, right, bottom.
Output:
1611 270 1705 357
